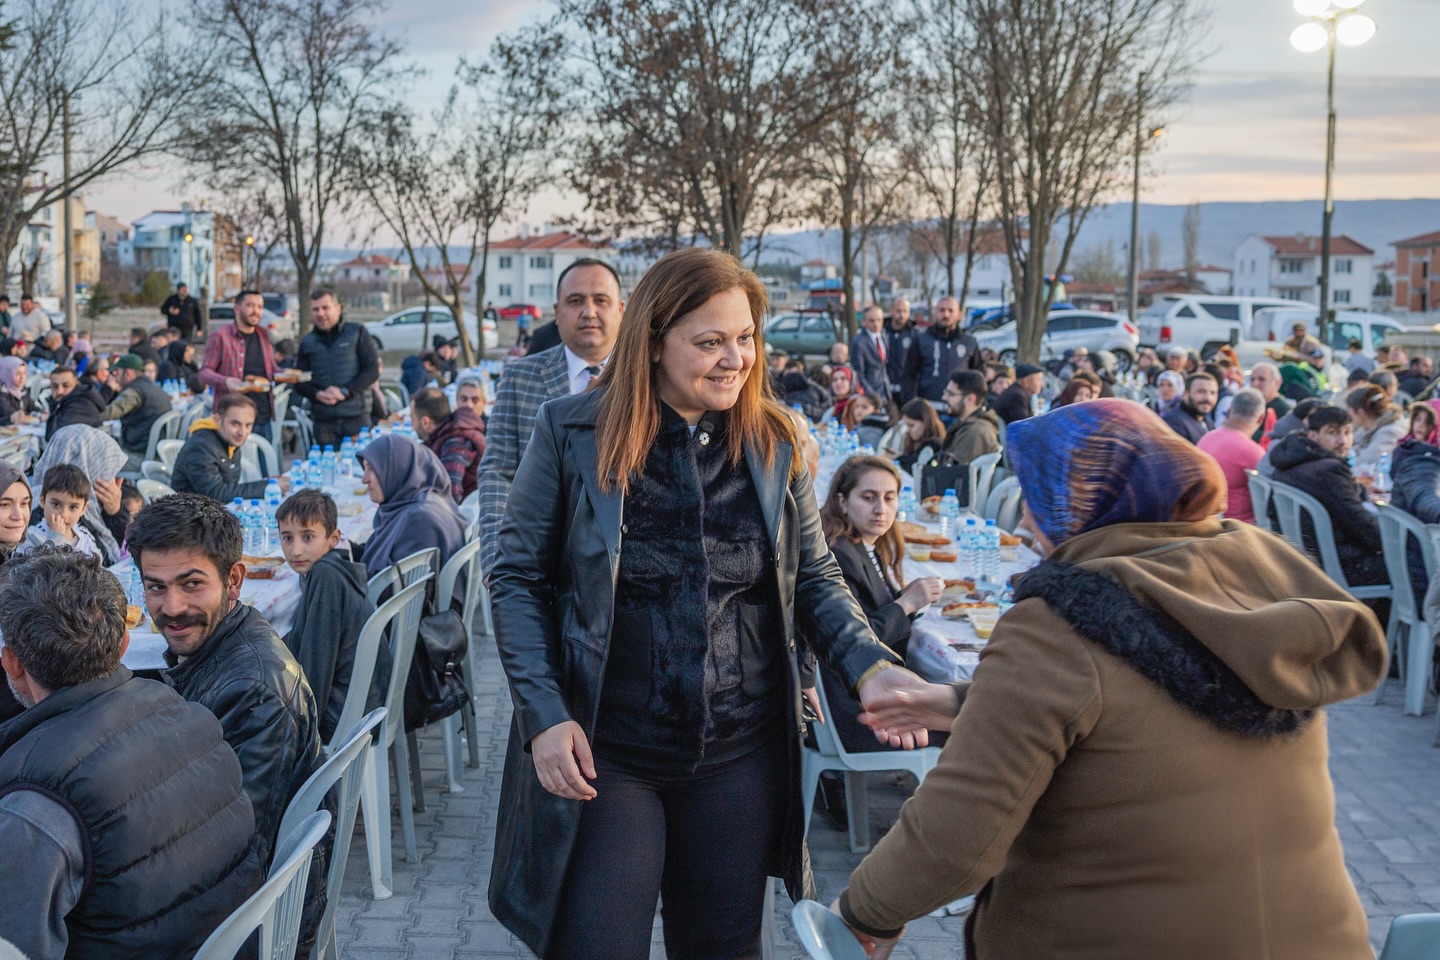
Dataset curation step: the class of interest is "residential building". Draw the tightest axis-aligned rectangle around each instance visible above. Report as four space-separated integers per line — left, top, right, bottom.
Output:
8 179 58 298
1394 231 1440 318
800 259 837 284
1231 233 1374 310
122 204 220 298
212 213 245 299
1193 264 1233 295
69 200 101 287
335 254 410 286
1373 260 1396 314
484 231 613 304
420 263 474 295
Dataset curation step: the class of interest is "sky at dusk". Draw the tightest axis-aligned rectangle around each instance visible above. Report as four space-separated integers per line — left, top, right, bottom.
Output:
85 0 1439 233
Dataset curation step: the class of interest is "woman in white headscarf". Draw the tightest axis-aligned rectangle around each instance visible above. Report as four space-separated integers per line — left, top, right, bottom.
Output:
0 356 38 424
29 425 130 563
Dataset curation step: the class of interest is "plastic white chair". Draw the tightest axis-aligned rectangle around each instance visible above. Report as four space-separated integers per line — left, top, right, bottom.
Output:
967 451 1002 513
272 385 292 452
357 577 430 898
1246 469 1275 533
136 478 176 503
140 460 170 482
458 488 480 527
157 438 185 472
791 899 868 960
437 539 484 774
994 483 1025 534
277 709 384 959
801 671 942 853
1378 913 1440 960
981 475 1019 522
239 433 282 482
1269 482 1391 602
1376 505 1437 714
142 409 181 465
190 810 331 960
179 397 212 436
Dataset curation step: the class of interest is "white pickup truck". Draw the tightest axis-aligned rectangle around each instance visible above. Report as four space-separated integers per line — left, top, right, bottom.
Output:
1137 295 1308 360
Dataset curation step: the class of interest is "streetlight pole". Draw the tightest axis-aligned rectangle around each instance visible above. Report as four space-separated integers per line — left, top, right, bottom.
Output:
1291 0 1376 343
62 90 76 330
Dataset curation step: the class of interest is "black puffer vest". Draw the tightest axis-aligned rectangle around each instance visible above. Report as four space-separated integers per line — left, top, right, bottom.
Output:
119 376 172 454
0 669 262 959
301 319 366 419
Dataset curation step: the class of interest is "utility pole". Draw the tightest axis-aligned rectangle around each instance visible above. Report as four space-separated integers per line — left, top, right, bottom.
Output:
1126 73 1144 327
1317 25 1337 343
62 90 77 330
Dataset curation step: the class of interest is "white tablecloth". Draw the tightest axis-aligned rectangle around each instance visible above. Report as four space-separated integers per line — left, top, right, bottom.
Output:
810 453 1040 682
118 486 379 671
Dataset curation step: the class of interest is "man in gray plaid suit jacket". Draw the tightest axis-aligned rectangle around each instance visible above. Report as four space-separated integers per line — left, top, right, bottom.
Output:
477 260 625 573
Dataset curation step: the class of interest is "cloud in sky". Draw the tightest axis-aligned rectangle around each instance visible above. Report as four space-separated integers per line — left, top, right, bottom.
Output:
82 0 1439 229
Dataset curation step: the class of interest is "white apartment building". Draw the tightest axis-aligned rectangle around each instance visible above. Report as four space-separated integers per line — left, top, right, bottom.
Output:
484 231 614 306
1232 233 1374 310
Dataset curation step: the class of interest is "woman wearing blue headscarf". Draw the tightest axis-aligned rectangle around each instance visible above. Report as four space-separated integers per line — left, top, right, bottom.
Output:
356 433 467 579
830 398 1386 960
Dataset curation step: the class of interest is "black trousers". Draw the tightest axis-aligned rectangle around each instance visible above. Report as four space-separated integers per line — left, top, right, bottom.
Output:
547 734 788 960
312 414 367 449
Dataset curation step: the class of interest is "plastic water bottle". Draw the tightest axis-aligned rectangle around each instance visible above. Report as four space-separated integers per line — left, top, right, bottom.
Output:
958 517 979 576
938 488 961 538
338 438 355 479
897 484 917 524
305 457 322 490
264 479 283 520
1346 449 1358 473
980 519 1001 581
124 561 145 607
320 445 337 486
1376 451 1393 494
246 500 267 553
229 497 245 522
290 459 304 490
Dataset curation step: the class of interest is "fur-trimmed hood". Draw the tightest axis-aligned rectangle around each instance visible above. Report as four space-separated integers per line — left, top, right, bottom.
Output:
1015 519 1385 733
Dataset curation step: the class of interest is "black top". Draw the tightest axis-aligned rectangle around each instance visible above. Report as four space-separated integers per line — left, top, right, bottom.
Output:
240 330 270 424
596 404 783 771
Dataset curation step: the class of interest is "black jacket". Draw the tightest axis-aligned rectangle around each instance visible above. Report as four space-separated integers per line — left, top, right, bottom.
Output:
993 383 1035 424
1161 400 1214 445
525 320 562 356
1389 438 1440 600
286 548 387 743
164 601 321 866
1269 433 1385 586
0 389 36 421
160 294 203 337
296 318 379 421
884 323 920 404
487 388 901 955
171 426 268 503
0 669 261 959
780 371 829 422
906 323 984 402
45 384 105 440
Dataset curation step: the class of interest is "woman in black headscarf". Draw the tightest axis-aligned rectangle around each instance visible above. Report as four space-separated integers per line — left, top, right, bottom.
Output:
157 339 201 393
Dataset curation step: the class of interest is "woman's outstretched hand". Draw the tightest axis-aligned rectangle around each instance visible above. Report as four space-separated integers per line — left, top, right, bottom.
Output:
859 679 965 737
857 667 934 749
530 720 598 800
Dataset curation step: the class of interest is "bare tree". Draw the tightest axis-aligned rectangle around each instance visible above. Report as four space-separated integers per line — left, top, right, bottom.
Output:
1181 201 1201 286
185 0 411 334
547 0 852 263
0 0 208 290
222 186 286 288
1071 238 1124 286
905 0 994 307
356 32 561 366
1147 230 1163 272
803 1 911 339
966 0 1206 362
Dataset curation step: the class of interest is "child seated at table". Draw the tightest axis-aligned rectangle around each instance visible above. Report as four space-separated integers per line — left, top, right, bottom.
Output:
277 488 388 743
22 464 102 559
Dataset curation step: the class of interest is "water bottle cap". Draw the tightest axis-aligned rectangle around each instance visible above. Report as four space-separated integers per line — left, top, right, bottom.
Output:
324 445 334 452
985 519 996 526
902 484 912 492
232 498 243 505
944 488 956 496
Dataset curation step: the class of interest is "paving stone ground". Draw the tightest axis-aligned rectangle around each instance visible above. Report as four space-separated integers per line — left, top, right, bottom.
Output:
335 639 1440 959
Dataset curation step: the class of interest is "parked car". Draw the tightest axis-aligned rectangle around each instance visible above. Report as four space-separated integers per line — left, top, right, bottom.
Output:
1251 307 1402 357
361 306 498 354
972 310 1140 372
205 301 292 339
498 303 542 322
763 312 843 356
1137 294 1305 359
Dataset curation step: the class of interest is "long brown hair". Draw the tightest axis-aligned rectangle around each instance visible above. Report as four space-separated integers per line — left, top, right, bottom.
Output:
819 455 905 585
595 248 799 492
899 398 944 454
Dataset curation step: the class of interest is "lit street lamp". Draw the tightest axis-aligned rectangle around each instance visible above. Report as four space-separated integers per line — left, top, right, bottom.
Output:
1290 0 1375 341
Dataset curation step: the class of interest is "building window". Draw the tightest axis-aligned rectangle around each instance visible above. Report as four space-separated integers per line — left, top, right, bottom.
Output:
498 256 512 270
1335 259 1353 274
1279 259 1305 274
528 255 552 269
1333 289 1351 304
1281 289 1304 301
498 284 512 298
528 283 549 298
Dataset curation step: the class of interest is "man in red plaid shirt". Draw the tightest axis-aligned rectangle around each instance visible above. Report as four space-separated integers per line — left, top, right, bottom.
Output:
199 290 277 442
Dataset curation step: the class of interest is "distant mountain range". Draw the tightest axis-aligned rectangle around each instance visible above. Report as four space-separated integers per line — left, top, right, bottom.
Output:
316 198 1440 274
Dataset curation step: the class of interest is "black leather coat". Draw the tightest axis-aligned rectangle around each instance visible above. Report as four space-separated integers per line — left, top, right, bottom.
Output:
487 389 901 956
164 601 321 865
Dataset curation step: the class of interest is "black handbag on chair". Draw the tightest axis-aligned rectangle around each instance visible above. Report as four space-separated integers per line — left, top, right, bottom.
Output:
918 462 969 504
402 605 471 733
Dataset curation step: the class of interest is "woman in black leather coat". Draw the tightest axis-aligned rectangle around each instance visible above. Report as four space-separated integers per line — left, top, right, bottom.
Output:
487 248 930 960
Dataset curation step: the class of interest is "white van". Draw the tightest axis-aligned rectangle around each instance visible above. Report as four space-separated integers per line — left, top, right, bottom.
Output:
1138 295 1308 358
1249 307 1403 357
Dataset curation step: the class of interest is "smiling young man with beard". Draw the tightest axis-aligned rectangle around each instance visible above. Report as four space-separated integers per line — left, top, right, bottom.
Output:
128 493 320 868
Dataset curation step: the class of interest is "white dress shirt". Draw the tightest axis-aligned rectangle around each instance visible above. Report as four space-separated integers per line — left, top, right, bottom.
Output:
564 346 608 395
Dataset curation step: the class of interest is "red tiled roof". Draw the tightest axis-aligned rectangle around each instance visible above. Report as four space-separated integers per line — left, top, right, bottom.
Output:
339 254 401 267
1394 230 1440 249
488 231 606 251
1262 234 1373 256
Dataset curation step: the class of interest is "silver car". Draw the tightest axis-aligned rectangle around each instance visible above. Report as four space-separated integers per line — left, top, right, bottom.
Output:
972 310 1140 372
